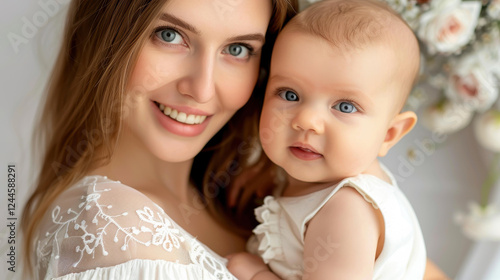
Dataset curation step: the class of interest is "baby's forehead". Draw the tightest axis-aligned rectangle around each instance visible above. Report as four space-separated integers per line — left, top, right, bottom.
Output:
283 0 419 64
275 26 411 71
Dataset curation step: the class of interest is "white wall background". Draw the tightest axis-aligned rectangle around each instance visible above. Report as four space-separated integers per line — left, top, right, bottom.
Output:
1 0 498 279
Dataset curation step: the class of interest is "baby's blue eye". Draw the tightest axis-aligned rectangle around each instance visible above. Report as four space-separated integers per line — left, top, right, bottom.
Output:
334 101 357 113
156 28 183 44
224 44 250 59
278 90 299 101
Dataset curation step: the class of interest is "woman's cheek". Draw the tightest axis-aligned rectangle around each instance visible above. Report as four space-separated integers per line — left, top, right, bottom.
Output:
128 42 186 93
220 64 260 111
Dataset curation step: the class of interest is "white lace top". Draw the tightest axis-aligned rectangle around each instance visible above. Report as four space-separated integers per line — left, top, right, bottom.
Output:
33 176 237 280
248 165 426 280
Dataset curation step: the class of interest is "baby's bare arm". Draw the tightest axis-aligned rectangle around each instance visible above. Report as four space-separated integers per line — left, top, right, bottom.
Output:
303 187 382 280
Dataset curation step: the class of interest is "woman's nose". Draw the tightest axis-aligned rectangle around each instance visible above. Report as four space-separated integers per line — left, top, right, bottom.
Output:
177 51 216 103
291 107 325 135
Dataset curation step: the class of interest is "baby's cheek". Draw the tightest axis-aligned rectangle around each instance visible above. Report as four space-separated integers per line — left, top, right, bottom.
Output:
259 103 290 146
259 111 276 148
329 133 372 174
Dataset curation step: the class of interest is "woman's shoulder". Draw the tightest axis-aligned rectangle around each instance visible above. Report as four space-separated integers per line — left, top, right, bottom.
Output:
39 175 170 234
35 175 237 280
35 176 197 278
60 175 154 203
48 175 173 222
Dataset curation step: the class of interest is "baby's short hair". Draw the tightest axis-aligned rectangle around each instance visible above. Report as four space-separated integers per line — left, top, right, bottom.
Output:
288 0 420 107
290 0 407 51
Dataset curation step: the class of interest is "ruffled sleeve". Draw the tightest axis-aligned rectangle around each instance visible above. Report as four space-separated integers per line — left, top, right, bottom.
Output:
251 196 284 264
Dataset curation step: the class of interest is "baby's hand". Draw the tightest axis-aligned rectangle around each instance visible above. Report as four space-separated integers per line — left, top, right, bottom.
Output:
226 252 269 280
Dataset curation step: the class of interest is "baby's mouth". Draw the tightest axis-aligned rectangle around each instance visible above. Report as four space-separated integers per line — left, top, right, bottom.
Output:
290 142 321 154
291 146 322 155
289 143 323 161
290 146 323 157
154 101 207 125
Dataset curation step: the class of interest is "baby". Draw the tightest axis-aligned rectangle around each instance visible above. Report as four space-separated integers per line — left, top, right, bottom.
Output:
227 0 425 279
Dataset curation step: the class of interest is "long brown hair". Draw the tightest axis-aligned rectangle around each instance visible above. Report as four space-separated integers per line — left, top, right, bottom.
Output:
21 0 298 276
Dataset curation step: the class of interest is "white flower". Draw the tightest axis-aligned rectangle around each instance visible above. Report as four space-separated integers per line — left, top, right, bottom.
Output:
488 0 500 19
405 87 428 111
299 0 319 11
480 28 500 79
445 53 499 112
455 202 500 241
474 110 500 152
418 0 482 54
383 0 409 13
421 99 474 134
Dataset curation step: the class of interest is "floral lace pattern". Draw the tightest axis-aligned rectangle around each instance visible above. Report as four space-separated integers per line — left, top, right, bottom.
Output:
190 241 235 280
35 176 236 280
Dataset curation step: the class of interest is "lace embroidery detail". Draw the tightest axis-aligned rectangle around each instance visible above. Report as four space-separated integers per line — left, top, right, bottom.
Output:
35 176 238 280
36 177 186 268
136 207 185 251
190 241 236 280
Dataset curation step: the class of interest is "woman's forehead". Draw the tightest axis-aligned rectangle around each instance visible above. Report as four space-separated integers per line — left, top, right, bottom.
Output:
159 0 272 37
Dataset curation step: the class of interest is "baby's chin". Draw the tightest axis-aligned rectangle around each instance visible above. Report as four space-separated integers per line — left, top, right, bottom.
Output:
285 168 340 185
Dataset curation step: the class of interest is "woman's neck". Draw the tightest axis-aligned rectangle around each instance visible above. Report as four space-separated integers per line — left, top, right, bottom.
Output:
89 128 194 203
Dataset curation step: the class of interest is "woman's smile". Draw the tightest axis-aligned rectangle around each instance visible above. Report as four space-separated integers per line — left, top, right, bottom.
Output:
151 101 212 137
154 101 209 124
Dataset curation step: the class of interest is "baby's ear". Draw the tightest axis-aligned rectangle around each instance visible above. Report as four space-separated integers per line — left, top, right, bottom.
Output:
378 111 417 157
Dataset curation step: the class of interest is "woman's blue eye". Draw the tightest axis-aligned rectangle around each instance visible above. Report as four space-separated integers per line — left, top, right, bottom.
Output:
224 44 250 59
278 90 299 101
334 101 357 113
156 28 183 44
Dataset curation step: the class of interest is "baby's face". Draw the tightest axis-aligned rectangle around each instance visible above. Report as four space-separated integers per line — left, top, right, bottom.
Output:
260 30 403 183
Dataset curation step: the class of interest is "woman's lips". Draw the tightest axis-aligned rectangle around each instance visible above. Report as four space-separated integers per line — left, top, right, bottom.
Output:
151 101 211 137
289 144 323 161
155 101 208 125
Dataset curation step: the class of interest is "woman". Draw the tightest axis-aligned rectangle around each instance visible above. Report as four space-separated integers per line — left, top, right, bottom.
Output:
21 0 448 279
22 0 297 279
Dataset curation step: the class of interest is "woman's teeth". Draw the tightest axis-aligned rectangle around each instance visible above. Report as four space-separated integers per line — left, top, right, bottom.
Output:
157 103 207 125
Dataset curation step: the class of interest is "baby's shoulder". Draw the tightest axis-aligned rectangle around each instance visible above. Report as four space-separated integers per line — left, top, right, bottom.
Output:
316 185 380 218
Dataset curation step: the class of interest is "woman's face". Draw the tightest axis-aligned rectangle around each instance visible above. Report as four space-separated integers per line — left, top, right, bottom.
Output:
124 0 272 162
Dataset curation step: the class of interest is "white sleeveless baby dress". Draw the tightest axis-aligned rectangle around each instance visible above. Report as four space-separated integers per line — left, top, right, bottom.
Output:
248 165 426 280
33 175 237 280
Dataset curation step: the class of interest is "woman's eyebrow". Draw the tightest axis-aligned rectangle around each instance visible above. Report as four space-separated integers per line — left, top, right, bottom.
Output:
160 13 265 43
160 13 200 34
227 34 265 43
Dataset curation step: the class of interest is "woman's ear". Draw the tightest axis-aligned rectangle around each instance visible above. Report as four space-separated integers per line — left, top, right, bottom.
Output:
378 111 417 157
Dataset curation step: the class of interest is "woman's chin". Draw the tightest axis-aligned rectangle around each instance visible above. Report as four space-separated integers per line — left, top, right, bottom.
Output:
150 143 204 163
